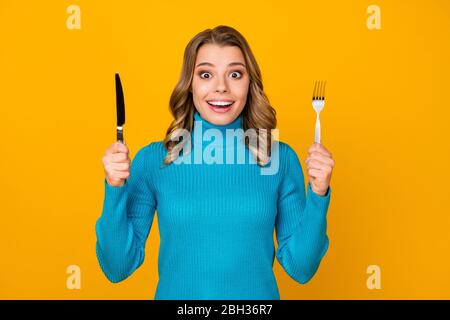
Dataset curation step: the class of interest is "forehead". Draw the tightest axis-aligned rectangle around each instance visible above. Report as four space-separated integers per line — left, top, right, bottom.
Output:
195 43 245 65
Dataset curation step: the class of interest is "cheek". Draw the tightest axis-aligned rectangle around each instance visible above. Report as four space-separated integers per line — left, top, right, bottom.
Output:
192 79 211 98
231 80 250 101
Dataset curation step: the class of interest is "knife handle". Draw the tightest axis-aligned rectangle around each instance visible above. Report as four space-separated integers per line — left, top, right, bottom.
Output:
117 126 124 143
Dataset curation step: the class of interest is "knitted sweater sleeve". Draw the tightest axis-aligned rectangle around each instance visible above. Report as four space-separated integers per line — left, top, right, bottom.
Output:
275 143 331 284
95 144 157 283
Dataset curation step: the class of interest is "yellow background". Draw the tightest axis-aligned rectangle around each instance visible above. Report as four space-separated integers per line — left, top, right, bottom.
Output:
1 0 449 299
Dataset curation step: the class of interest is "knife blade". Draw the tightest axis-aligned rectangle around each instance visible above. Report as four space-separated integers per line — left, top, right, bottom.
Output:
115 73 125 143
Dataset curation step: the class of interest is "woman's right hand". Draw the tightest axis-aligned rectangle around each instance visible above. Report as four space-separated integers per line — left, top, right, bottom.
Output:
102 142 131 187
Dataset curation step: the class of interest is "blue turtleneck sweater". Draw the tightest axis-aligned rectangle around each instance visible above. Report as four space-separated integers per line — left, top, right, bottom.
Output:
95 110 331 300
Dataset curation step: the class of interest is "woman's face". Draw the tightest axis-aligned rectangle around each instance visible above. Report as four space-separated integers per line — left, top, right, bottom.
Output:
191 43 250 126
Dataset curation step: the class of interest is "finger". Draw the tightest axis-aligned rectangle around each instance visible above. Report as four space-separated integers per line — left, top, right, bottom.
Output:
110 162 130 172
306 159 331 171
308 143 332 157
110 153 130 162
308 148 331 158
111 142 129 154
306 153 335 167
307 168 323 178
318 143 331 155
308 146 331 158
111 170 130 179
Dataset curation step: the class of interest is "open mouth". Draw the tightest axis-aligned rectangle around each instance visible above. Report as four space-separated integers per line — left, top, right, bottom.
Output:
206 101 235 108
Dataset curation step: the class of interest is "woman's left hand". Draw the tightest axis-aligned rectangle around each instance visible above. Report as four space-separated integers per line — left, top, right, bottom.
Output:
305 143 335 196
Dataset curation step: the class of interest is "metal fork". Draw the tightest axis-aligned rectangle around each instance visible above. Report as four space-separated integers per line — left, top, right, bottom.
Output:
312 80 326 144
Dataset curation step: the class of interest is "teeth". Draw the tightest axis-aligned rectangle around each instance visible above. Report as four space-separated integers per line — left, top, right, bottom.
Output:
207 101 233 106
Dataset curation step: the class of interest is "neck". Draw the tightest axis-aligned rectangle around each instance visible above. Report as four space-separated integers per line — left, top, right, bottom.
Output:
194 110 243 132
191 110 244 150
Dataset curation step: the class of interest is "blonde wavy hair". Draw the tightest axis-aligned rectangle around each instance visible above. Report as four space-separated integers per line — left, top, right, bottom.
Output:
163 25 277 166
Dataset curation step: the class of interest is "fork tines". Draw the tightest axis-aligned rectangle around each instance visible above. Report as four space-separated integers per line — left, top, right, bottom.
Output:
312 80 327 101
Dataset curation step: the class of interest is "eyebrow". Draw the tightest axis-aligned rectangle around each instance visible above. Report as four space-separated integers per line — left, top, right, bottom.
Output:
195 62 246 68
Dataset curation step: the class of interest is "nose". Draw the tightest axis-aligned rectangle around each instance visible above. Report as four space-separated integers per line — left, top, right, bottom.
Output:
215 75 228 93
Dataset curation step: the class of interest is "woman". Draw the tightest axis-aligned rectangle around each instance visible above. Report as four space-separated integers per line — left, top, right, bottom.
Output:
96 25 335 300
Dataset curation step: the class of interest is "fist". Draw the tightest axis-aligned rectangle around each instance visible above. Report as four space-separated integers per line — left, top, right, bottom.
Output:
305 143 334 196
102 142 131 187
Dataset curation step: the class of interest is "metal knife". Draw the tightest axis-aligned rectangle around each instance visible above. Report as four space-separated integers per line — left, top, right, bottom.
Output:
115 73 125 143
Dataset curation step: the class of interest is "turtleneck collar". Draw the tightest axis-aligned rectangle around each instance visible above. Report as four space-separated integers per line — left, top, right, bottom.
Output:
193 110 243 134
191 110 245 151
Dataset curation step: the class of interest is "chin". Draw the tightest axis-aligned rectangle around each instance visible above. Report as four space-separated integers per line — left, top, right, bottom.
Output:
205 108 239 124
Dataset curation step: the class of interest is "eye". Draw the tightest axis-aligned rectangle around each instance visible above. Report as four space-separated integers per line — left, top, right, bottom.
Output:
230 71 242 79
199 71 212 79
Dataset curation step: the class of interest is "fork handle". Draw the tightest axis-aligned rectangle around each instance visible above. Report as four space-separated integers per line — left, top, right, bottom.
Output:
314 115 321 144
